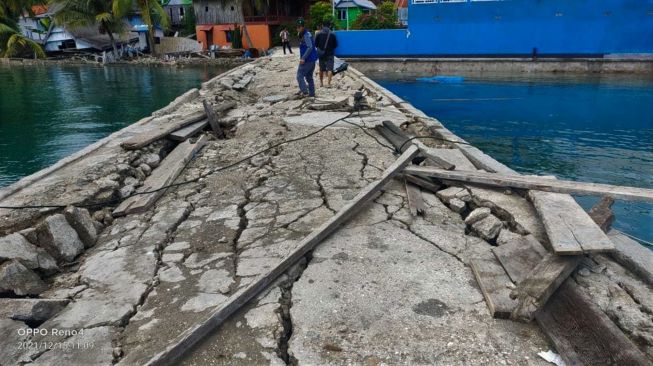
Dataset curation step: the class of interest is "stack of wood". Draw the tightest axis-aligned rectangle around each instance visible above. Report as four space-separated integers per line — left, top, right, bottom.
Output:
377 121 653 366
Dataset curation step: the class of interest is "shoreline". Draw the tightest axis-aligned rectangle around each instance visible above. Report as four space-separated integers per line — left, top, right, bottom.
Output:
0 56 251 68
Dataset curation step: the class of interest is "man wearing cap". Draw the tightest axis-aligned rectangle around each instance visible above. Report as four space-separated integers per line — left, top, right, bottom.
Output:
295 18 318 98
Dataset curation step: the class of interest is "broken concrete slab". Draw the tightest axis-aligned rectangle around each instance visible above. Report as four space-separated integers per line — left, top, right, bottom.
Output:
64 206 98 248
0 318 31 364
0 233 58 273
608 230 653 285
36 214 85 262
436 186 466 204
465 207 491 225
30 326 115 366
0 260 47 295
471 214 503 241
0 298 69 324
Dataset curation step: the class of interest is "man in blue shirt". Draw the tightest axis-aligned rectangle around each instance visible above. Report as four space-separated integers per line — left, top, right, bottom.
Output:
295 18 318 98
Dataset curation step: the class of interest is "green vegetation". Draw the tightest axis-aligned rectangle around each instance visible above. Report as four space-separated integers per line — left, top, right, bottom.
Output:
0 0 46 58
181 5 195 36
351 1 398 30
308 2 337 31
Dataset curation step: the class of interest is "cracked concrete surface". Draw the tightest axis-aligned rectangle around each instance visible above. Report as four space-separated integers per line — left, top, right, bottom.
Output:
1 54 651 366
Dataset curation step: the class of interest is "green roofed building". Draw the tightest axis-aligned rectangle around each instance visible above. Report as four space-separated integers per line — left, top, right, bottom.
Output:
334 0 377 30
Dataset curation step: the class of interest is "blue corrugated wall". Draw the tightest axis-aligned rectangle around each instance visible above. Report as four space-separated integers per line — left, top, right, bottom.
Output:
334 0 653 57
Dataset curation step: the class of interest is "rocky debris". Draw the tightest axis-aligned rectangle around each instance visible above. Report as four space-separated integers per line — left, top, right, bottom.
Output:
470 214 503 241
464 207 491 226
467 186 546 243
0 260 48 295
448 198 467 213
307 97 350 111
262 95 287 104
142 153 161 168
19 227 38 244
436 186 466 204
35 214 85 262
0 233 58 274
0 298 69 325
64 206 98 248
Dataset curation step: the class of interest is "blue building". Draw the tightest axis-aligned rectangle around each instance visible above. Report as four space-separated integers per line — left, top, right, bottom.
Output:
334 0 653 57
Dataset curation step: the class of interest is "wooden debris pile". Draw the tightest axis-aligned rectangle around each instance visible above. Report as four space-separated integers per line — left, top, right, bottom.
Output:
381 121 653 366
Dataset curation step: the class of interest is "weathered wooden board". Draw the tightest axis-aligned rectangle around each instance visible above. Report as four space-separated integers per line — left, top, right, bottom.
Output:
377 121 456 170
492 235 548 284
121 111 206 150
536 281 651 366
113 135 208 217
402 166 653 203
404 174 441 193
169 120 208 141
510 254 580 322
470 257 517 319
204 100 224 138
529 191 614 254
404 179 425 216
143 145 421 366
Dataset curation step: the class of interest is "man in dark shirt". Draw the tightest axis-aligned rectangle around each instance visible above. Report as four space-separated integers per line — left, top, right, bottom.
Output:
315 21 338 88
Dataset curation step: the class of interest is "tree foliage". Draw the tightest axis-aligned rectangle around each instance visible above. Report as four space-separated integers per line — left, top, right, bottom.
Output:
0 0 46 58
351 1 398 30
308 1 336 31
113 0 169 54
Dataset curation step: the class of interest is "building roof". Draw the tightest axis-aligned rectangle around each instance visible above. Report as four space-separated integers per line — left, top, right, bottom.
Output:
335 0 377 10
162 0 193 6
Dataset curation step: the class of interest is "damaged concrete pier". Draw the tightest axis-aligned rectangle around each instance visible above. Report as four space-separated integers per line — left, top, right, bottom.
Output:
1 55 652 366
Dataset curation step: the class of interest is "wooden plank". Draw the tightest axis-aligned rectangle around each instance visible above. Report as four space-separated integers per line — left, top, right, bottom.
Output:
404 179 425 216
169 120 208 141
492 235 548 283
113 135 208 217
402 166 653 203
588 196 615 232
143 145 421 366
509 254 581 322
204 100 224 138
121 111 206 150
470 258 517 319
536 281 651 366
376 121 456 170
530 191 614 254
404 174 441 193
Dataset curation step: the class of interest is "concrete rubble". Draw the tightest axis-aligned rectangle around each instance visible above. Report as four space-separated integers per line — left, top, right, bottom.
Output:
0 54 651 366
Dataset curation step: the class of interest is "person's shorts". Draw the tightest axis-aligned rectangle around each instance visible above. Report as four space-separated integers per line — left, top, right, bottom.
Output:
319 55 334 72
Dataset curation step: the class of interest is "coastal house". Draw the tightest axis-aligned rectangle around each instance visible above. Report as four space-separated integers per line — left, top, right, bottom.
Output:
194 0 308 51
162 0 193 27
334 0 377 30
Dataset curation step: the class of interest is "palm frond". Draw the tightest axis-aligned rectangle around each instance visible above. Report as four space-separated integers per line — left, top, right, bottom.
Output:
4 32 45 58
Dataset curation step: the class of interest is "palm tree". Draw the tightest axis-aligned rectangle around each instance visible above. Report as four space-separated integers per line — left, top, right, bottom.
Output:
50 0 125 58
112 0 169 55
0 0 46 58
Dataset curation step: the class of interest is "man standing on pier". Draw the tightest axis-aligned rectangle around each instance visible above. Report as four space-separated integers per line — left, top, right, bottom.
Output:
280 27 292 55
295 18 318 98
315 21 338 88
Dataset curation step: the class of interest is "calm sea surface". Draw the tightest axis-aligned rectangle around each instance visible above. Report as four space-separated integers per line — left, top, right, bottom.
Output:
378 74 653 245
0 63 227 187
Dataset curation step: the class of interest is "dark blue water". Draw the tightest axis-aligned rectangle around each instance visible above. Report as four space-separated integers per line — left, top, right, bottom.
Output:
0 64 228 188
379 75 653 245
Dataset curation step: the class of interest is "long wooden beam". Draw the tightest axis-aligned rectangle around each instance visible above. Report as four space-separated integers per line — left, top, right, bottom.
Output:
143 145 420 366
404 166 653 203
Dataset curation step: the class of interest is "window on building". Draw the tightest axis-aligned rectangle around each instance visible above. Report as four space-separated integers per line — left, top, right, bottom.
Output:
337 9 346 20
205 6 209 12
180 7 184 16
